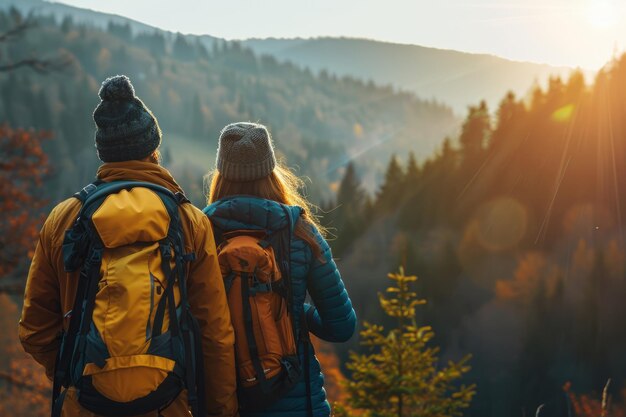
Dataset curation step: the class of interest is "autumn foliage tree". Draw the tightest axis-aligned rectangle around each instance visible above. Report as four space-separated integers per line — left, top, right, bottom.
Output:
311 336 349 406
0 125 50 280
0 10 61 282
564 381 626 417
0 294 49 417
337 268 475 417
0 10 58 417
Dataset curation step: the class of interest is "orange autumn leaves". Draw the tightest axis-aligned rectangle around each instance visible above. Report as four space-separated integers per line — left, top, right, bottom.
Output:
0 125 51 415
495 252 561 304
0 294 50 417
565 382 626 417
0 125 50 278
495 239 624 304
311 336 349 406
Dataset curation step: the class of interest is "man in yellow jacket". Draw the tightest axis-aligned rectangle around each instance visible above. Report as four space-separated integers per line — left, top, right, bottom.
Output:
18 75 238 417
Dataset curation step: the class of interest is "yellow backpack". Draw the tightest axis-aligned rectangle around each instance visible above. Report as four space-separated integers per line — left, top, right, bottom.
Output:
53 181 205 417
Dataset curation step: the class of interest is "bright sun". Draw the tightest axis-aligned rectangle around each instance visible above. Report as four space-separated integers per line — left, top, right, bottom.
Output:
586 0 619 28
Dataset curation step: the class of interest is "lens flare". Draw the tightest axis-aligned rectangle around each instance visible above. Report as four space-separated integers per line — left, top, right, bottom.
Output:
475 197 528 252
552 103 575 123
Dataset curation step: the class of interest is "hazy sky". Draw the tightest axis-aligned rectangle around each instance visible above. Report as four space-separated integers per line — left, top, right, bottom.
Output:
54 0 626 69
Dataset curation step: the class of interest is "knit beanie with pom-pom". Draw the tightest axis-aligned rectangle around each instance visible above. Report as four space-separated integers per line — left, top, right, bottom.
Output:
93 75 162 162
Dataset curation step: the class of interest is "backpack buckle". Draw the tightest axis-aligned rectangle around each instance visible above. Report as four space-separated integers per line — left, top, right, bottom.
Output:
224 272 236 293
91 248 102 262
249 274 271 296
174 192 190 204
281 357 300 384
160 244 172 259
82 183 98 194
85 248 102 268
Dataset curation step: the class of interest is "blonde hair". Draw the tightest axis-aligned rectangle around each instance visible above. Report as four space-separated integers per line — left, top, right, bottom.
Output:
142 149 161 164
207 162 327 259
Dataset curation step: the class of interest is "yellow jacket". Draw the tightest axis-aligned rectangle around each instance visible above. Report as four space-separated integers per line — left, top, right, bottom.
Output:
18 161 238 417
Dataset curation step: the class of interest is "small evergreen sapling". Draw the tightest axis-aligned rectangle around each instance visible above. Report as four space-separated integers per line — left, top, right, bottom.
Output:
338 268 475 417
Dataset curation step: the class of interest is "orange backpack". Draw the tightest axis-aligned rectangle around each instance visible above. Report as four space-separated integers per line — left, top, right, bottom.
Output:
216 229 302 410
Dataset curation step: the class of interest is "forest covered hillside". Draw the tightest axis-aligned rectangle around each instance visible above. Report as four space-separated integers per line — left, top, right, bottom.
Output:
0 0 459 205
2 0 166 34
243 37 578 112
326 55 626 416
9 1 580 113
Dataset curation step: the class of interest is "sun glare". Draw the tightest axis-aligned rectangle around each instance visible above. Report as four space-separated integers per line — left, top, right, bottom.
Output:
586 0 619 28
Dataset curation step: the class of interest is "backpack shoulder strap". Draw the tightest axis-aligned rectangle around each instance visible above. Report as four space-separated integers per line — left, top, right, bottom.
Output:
71 179 105 204
276 204 313 417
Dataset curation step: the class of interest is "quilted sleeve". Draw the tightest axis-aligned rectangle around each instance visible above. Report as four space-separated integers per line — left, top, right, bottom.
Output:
304 226 356 343
187 214 237 417
18 204 63 380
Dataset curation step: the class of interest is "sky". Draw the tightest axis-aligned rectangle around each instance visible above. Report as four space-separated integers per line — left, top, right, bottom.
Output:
53 0 626 69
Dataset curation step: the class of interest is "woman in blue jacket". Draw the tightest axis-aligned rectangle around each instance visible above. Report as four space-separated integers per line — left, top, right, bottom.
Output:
203 122 357 417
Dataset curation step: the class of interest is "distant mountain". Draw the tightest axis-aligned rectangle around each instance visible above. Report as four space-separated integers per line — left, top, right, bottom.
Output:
2 0 219 43
18 1 582 114
4 0 153 33
243 37 581 113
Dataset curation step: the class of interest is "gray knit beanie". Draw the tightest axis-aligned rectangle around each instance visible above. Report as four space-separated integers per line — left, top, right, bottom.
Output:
93 75 162 162
216 122 276 181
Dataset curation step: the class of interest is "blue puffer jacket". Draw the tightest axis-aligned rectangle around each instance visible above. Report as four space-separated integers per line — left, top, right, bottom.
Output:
203 196 357 417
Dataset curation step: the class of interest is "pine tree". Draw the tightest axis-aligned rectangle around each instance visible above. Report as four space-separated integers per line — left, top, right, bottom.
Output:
341 268 475 417
333 162 367 255
61 16 73 33
135 31 166 56
173 33 196 61
405 152 420 186
565 70 586 98
377 155 405 211
490 92 525 151
459 100 490 164
337 162 365 210
107 22 132 40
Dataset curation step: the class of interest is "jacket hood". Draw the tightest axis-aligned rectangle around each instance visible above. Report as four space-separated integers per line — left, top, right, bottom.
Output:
203 196 303 233
96 161 184 194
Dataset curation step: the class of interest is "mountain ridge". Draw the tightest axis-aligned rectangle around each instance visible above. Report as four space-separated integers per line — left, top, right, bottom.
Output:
11 0 585 113
242 36 581 112
2 0 220 42
243 35 577 68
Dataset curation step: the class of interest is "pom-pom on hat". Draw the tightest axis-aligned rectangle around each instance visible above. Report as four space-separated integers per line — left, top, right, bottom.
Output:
93 75 162 162
216 122 276 182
